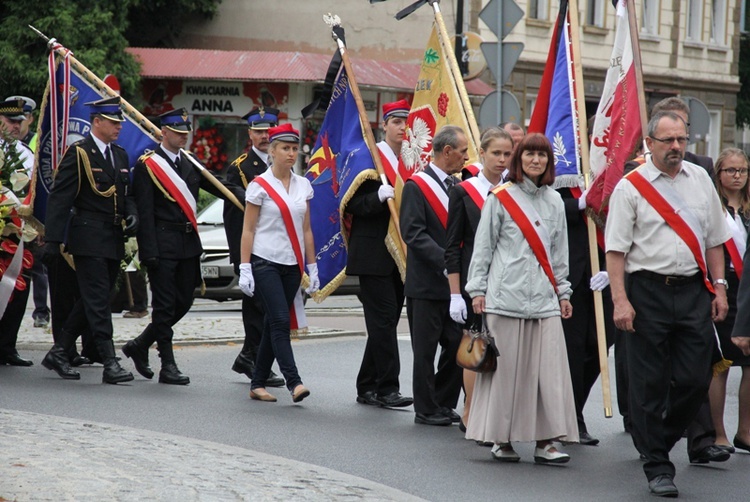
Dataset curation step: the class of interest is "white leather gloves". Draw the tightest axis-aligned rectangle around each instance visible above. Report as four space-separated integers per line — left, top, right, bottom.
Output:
449 294 467 324
239 263 254 297
578 189 588 211
378 184 395 202
305 263 320 294
590 271 610 291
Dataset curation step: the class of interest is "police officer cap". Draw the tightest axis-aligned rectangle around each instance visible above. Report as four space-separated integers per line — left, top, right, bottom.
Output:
5 96 36 114
84 96 125 122
241 106 279 130
159 107 192 133
0 98 26 121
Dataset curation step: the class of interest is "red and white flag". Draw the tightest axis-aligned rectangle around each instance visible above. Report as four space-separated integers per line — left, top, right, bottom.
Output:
586 0 643 216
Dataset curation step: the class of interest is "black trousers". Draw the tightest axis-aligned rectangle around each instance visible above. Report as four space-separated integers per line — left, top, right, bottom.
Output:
406 297 462 415
626 273 714 481
356 269 405 396
561 281 615 432
142 256 200 348
0 276 31 356
72 256 120 343
233 263 264 357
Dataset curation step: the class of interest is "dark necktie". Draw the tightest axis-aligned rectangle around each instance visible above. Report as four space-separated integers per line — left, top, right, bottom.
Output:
104 145 113 168
444 175 456 192
174 154 181 170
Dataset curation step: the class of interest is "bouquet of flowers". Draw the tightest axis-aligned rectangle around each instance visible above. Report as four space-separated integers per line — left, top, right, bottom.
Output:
0 131 36 294
190 118 228 171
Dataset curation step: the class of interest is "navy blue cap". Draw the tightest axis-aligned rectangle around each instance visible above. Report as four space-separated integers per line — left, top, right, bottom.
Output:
0 98 25 120
159 107 192 133
241 106 279 130
84 96 125 122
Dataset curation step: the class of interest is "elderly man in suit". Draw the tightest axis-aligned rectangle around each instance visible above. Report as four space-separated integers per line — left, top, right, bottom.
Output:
400 125 469 426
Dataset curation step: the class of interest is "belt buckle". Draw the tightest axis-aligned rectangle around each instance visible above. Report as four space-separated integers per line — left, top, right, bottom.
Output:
185 223 192 233
665 276 677 286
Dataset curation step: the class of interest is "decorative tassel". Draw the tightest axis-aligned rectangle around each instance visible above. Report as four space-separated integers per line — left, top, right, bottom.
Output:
713 358 733 377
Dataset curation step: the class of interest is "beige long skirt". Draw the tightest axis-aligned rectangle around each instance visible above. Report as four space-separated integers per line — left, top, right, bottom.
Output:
465 314 579 444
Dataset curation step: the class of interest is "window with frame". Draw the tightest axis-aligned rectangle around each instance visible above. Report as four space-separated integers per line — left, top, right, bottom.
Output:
709 0 727 45
586 0 605 27
529 0 549 21
641 0 660 35
686 0 703 41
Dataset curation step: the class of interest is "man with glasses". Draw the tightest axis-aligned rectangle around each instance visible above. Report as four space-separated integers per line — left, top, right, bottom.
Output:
606 111 729 498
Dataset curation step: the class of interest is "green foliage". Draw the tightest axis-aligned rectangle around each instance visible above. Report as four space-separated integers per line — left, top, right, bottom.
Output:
197 189 217 213
738 33 750 128
0 0 220 106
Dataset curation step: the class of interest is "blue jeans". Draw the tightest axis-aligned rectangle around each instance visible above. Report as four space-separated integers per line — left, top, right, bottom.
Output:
250 256 303 391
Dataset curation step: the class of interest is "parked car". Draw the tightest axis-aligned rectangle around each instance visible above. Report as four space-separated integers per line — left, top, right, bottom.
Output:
194 198 359 301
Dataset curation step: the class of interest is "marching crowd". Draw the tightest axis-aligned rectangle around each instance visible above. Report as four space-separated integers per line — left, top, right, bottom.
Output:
2 93 750 498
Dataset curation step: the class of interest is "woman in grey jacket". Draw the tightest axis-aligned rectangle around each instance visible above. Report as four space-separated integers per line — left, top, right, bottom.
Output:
464 133 579 464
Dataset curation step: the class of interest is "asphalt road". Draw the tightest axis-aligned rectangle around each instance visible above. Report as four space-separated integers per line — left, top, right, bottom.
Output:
2 337 748 501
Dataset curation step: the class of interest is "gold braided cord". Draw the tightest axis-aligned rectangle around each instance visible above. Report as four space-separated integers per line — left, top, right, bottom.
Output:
77 146 116 197
145 165 176 202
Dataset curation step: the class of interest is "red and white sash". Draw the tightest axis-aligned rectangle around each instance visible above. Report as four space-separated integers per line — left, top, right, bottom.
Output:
493 183 559 294
626 169 715 293
462 163 481 178
724 211 746 279
144 154 198 232
459 177 488 211
253 176 308 330
410 171 450 228
376 142 399 187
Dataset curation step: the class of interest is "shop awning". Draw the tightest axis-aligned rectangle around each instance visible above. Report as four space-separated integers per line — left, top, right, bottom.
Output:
127 48 494 96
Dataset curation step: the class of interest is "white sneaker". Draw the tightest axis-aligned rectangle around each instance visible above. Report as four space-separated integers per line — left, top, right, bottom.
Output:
534 443 570 464
491 443 520 463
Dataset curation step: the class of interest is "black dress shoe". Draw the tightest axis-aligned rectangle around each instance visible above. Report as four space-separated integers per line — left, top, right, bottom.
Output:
356 391 380 406
231 353 255 379
70 355 92 367
0 352 33 366
733 435 750 453
41 346 80 380
159 362 190 385
377 392 413 408
122 340 154 379
689 444 731 464
440 407 461 423
648 474 678 497
266 370 285 388
459 419 467 433
415 412 452 426
579 431 600 446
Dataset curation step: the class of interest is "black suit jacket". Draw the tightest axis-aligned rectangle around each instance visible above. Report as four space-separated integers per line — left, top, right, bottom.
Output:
133 146 234 261
222 149 268 266
400 166 450 300
45 134 134 260
345 179 397 276
444 183 482 292
623 151 714 177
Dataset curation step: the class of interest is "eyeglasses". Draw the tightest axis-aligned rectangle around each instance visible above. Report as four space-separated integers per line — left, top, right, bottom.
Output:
649 136 689 146
721 168 750 176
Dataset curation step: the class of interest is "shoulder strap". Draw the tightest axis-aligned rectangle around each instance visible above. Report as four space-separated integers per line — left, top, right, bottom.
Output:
252 176 304 275
411 172 449 228
144 154 198 231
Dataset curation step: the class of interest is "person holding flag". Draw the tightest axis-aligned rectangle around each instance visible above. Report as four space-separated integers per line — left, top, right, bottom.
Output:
239 123 318 404
347 99 412 409
121 108 243 386
41 96 138 384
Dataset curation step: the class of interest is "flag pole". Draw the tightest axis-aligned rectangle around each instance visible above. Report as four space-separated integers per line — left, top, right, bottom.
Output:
429 1 481 150
180 149 244 211
326 15 407 258
567 0 613 418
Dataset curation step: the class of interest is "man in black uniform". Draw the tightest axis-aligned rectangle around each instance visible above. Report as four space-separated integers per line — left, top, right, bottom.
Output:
122 108 243 385
41 96 137 383
223 106 283 387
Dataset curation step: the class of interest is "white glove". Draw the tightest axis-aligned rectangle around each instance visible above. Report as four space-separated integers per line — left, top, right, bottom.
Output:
590 271 610 291
378 184 395 202
449 294 467 324
578 188 588 211
239 263 255 297
305 263 320 294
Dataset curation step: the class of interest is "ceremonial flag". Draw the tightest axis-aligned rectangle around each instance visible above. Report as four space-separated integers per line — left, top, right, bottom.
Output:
33 49 158 223
586 0 643 216
400 26 479 179
305 68 377 301
527 0 581 188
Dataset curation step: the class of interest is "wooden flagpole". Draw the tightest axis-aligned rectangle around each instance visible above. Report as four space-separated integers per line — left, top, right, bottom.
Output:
326 15 407 258
567 0 613 418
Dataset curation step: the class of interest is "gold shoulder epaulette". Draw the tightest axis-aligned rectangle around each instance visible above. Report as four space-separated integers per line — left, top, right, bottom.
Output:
138 149 155 163
231 153 247 168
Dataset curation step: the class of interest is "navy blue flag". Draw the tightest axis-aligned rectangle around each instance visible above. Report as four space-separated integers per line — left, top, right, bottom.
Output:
34 61 158 222
305 68 378 301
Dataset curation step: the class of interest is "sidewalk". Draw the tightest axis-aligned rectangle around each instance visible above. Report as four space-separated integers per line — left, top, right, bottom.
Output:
0 409 424 502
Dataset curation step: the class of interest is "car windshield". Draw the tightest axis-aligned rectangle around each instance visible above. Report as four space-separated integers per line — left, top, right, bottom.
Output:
197 198 224 225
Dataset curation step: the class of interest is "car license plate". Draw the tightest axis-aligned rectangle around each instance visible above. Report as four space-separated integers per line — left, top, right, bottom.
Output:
202 266 220 278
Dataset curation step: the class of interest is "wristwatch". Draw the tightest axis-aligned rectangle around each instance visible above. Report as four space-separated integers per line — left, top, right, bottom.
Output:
713 278 729 290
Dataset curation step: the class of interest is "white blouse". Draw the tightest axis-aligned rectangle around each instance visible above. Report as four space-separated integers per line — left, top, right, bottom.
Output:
245 169 314 266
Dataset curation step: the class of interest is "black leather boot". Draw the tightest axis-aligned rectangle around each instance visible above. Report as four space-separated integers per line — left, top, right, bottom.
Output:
122 327 155 379
231 351 256 379
158 344 190 385
41 345 80 380
97 339 134 384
